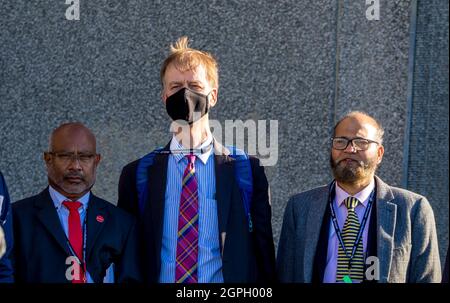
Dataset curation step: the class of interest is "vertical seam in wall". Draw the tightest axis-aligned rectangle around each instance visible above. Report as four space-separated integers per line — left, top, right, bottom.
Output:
331 0 343 130
424 1 435 192
402 0 418 189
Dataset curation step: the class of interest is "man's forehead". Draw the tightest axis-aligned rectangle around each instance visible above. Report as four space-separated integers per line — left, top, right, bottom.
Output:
335 116 378 136
50 127 96 151
165 63 206 80
51 140 95 151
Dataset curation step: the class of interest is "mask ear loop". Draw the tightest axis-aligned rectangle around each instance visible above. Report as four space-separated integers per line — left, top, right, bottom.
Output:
206 91 211 113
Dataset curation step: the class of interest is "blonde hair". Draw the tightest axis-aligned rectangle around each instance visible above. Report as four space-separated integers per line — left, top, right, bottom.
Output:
160 36 219 88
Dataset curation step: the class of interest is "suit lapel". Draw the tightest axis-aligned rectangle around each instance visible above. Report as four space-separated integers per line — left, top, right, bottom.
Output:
147 145 169 264
35 188 71 256
303 185 329 282
86 194 109 260
214 154 234 235
213 140 234 250
375 176 397 283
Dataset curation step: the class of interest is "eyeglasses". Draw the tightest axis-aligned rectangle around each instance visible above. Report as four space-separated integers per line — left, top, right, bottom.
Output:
331 137 379 151
47 152 96 164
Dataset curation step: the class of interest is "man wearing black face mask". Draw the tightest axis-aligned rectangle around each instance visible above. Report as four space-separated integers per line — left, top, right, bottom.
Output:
118 36 276 284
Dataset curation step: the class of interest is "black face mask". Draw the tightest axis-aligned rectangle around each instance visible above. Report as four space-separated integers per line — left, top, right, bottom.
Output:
165 88 210 124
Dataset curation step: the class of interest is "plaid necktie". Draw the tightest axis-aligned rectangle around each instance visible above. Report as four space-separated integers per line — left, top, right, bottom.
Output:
336 197 365 282
175 154 199 283
62 200 86 283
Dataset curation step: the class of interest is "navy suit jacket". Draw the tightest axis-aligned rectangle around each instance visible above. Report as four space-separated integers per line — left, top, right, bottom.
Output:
0 171 14 282
118 141 276 283
12 188 142 283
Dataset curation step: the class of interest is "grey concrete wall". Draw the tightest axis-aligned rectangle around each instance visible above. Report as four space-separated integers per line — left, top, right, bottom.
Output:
335 0 412 188
405 0 449 265
0 0 448 264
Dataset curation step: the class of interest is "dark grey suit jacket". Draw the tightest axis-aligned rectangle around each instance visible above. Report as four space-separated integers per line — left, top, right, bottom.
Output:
277 176 441 283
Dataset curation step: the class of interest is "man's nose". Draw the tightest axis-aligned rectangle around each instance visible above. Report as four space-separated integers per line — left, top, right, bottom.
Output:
344 141 358 153
67 156 82 170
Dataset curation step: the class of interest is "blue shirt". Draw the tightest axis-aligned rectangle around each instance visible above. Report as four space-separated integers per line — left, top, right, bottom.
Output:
0 171 14 282
159 135 224 283
49 186 114 283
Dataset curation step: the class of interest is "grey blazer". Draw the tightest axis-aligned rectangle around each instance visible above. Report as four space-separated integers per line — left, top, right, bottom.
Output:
277 176 441 283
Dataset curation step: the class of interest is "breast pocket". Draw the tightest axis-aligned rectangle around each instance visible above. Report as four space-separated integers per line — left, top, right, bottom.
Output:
199 198 220 243
200 198 219 226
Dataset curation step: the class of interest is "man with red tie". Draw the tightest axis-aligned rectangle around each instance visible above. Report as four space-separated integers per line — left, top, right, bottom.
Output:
12 122 141 283
118 37 276 283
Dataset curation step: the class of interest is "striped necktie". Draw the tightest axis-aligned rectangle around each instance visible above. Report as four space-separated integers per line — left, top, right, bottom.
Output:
336 197 365 282
175 154 199 283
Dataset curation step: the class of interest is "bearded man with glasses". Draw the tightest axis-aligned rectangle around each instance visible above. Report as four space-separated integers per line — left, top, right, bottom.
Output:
12 122 141 283
277 111 441 283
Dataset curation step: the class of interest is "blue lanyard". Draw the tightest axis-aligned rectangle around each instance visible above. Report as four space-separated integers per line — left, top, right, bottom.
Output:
65 214 88 282
329 181 375 262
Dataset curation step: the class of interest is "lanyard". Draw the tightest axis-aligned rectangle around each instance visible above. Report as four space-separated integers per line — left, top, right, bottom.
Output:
65 213 88 282
329 181 375 263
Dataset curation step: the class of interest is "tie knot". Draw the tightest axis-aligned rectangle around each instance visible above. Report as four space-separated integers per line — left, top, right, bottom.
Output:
62 200 82 212
344 197 359 210
186 154 196 164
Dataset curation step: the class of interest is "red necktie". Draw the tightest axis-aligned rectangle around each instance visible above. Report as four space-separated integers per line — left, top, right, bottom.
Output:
175 154 199 283
62 201 85 283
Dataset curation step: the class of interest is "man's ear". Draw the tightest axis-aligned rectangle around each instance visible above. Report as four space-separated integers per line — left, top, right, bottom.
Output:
94 154 102 166
209 88 218 108
377 145 384 164
43 152 51 165
161 89 167 104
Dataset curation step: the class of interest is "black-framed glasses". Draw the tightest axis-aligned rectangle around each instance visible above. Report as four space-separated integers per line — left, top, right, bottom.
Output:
331 137 379 151
47 152 97 164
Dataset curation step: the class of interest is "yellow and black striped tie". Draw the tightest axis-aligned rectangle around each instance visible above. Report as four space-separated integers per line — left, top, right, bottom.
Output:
336 197 365 282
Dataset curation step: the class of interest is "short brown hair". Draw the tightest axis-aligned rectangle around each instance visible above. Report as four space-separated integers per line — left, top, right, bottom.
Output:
160 36 219 88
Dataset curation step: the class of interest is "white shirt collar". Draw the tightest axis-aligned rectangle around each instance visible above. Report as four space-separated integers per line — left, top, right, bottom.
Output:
49 185 90 210
169 133 213 165
335 178 375 208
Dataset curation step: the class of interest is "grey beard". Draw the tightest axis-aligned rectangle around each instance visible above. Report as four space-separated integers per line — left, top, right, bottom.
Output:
330 155 378 183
